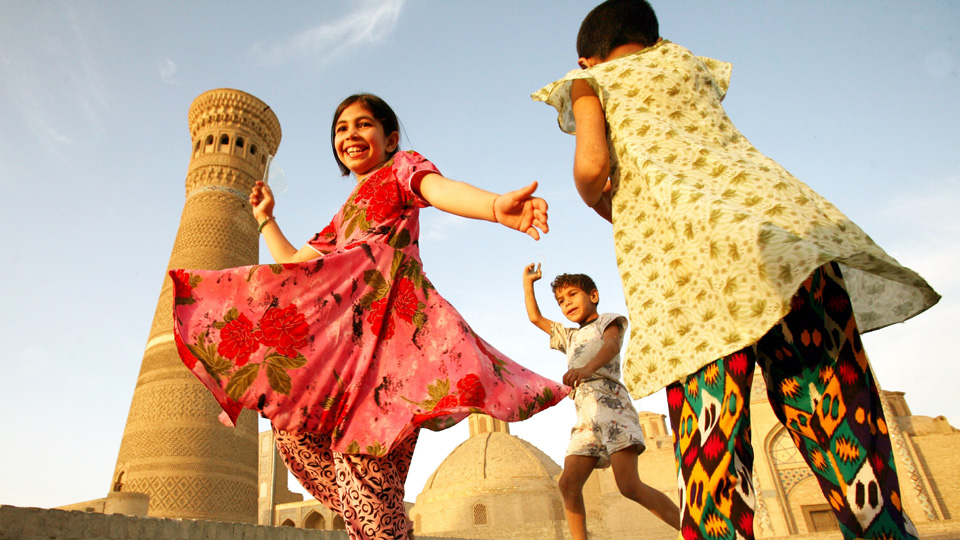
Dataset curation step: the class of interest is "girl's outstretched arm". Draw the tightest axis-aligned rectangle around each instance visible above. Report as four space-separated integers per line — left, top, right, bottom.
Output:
415 173 549 240
571 79 612 223
250 181 322 263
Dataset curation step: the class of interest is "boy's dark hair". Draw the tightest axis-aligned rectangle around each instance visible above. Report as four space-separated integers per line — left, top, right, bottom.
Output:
331 93 401 176
551 273 599 301
577 0 659 60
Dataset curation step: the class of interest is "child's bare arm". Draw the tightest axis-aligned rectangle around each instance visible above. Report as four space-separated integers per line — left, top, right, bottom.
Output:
570 79 612 223
522 263 553 334
250 181 322 263
415 173 549 240
563 322 621 387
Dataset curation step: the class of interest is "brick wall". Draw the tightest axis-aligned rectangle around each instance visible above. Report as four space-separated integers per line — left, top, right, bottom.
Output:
0 506 468 540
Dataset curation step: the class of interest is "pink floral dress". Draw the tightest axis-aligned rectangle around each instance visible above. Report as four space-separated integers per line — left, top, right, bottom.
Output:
170 151 567 456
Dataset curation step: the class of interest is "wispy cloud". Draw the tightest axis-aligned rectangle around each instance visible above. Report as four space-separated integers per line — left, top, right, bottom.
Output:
0 3 111 158
248 0 405 67
159 57 178 84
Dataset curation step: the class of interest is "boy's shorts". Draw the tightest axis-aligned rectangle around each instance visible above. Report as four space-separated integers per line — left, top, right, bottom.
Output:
566 378 646 469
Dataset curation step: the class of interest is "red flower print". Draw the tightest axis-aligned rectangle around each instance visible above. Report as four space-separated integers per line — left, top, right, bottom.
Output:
411 394 458 424
175 332 197 370
353 169 389 205
316 222 336 240
367 297 396 340
456 374 486 407
217 313 258 366
433 394 458 411
364 182 401 223
172 269 193 299
352 172 380 202
256 305 309 358
393 278 419 324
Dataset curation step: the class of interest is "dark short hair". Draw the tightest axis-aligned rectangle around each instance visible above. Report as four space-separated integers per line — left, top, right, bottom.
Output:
551 273 599 301
577 0 659 60
330 93 401 176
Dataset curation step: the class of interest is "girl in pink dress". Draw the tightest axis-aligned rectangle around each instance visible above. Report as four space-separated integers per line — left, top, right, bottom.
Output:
170 94 568 539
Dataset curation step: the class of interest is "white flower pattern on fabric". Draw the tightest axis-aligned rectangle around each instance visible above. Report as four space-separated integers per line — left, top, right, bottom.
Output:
550 314 644 468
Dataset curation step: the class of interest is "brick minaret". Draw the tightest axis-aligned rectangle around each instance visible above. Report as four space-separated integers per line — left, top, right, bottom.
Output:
109 89 281 522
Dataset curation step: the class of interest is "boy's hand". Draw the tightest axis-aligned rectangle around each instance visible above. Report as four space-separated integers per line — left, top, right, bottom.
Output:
563 366 595 388
523 263 542 285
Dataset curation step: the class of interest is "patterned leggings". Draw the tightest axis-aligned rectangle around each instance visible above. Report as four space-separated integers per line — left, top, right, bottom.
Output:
666 263 917 540
273 428 419 540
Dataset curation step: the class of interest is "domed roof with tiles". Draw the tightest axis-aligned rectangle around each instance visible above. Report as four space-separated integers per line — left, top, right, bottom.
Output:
419 416 561 498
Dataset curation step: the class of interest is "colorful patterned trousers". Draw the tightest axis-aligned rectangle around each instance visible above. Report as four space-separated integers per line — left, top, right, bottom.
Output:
666 263 918 540
273 428 419 540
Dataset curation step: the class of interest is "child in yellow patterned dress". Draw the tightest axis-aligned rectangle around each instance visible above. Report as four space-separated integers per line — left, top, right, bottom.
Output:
532 1 939 539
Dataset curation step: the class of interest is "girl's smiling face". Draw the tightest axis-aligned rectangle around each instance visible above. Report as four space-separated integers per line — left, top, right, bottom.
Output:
334 102 399 178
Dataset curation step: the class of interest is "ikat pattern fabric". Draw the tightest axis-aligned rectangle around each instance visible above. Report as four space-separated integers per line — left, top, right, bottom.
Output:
666 264 918 540
171 151 567 456
533 40 939 399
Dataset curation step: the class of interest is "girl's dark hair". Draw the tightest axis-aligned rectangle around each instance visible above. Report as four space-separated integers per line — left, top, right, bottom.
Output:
551 273 599 302
577 0 659 60
330 93 401 176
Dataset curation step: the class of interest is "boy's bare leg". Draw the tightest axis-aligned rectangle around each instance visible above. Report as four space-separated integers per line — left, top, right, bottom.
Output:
609 447 681 530
559 454 599 540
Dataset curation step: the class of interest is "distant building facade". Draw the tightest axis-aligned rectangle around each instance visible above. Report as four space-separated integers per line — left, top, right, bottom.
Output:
255 385 960 539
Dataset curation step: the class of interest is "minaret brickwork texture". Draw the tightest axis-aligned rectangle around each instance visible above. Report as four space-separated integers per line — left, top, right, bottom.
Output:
110 89 281 522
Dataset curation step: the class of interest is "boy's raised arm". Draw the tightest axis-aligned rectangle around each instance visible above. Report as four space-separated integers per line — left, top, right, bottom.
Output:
523 263 553 334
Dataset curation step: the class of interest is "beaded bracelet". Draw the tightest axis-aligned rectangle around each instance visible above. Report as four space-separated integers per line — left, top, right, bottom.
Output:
257 216 274 233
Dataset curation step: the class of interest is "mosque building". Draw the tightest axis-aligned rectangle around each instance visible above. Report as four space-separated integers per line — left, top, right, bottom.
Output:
259 379 960 539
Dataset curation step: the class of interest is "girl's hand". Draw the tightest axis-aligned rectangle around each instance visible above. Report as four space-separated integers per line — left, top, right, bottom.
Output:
523 263 542 285
249 180 275 222
494 181 549 240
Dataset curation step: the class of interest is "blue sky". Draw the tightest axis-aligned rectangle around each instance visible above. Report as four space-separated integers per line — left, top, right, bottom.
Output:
1 0 957 509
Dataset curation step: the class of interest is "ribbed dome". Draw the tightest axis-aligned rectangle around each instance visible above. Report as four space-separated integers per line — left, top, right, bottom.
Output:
421 431 562 495
411 417 568 538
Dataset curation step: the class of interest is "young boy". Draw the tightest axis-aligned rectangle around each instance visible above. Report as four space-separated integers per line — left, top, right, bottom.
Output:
532 1 939 540
522 263 680 540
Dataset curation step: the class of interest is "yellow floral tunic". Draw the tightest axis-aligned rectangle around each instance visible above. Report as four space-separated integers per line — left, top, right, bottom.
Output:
533 40 939 399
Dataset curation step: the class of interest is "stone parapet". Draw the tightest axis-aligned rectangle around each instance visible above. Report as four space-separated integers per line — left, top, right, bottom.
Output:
0 506 471 540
